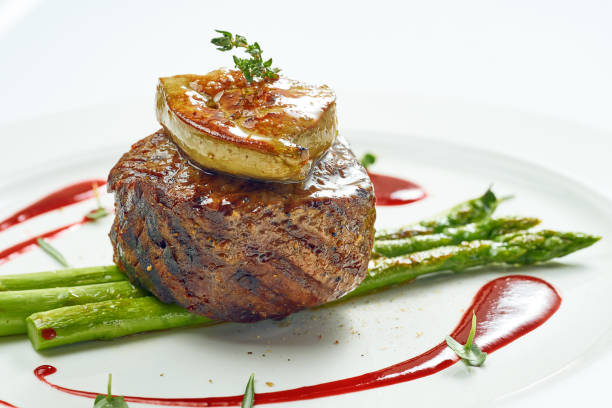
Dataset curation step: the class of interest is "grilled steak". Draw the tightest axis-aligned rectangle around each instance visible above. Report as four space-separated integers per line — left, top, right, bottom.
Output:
108 130 375 322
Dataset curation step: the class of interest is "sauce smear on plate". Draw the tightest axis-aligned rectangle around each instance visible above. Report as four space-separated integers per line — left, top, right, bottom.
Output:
0 179 106 232
0 180 107 265
0 217 92 265
368 172 426 206
33 275 561 407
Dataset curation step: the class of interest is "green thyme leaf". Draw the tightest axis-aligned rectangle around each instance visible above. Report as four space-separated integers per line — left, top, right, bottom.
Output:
36 238 69 268
211 30 234 51
445 312 487 367
360 153 377 169
211 30 280 83
94 374 129 407
86 208 110 220
241 373 255 408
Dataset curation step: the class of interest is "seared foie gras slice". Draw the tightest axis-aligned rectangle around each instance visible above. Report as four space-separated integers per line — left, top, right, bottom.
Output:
156 69 337 182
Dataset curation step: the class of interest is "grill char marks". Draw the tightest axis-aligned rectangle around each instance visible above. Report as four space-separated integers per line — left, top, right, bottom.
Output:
108 129 376 322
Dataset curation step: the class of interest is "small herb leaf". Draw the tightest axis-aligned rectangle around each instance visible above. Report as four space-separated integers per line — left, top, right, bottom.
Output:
93 374 129 408
241 373 255 408
445 312 487 367
36 238 69 267
211 30 234 51
211 30 280 83
360 153 377 169
86 208 110 220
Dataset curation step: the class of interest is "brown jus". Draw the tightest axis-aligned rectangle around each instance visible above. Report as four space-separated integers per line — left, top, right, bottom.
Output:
108 130 376 322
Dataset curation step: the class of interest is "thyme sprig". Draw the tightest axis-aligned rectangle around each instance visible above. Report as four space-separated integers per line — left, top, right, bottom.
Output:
94 373 129 407
445 312 487 367
360 153 377 170
211 30 280 83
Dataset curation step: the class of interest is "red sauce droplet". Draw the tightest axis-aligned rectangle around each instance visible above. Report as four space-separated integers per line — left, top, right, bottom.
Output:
368 172 426 206
0 179 106 233
41 328 57 340
33 275 561 406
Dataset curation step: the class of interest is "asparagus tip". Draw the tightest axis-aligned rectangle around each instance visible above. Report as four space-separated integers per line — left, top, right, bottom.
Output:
582 234 602 246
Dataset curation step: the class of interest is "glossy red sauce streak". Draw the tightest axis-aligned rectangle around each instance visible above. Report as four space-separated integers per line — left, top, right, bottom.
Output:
0 401 18 408
368 172 426 206
0 217 92 266
0 179 106 233
34 275 560 407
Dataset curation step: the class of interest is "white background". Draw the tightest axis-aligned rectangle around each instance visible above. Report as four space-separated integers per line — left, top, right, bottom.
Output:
1 0 612 130
0 1 611 406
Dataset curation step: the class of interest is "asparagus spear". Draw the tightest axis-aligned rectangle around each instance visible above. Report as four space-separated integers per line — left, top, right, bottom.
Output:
494 230 600 264
342 230 600 301
0 281 146 336
0 265 124 291
372 216 540 258
27 297 216 350
375 188 499 240
26 230 599 350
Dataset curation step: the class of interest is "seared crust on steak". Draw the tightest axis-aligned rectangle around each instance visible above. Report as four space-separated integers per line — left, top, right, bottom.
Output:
108 130 375 322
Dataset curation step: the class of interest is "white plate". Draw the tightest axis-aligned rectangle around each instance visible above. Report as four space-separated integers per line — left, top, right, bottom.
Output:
1 130 611 408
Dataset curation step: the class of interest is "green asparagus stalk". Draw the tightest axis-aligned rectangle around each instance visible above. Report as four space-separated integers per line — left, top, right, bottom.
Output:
494 230 600 264
27 297 216 350
25 230 599 350
375 188 499 240
342 230 600 301
0 281 146 336
0 265 124 291
372 216 540 258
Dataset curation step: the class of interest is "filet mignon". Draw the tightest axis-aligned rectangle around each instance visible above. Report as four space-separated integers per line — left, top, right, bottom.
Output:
108 130 375 322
